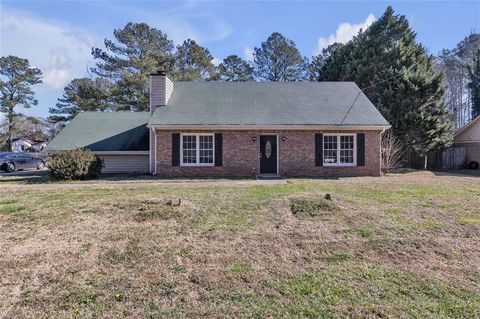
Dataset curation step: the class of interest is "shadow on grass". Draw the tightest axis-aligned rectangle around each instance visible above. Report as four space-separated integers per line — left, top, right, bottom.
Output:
0 170 52 184
0 172 259 185
431 169 480 177
387 168 479 177
99 174 256 182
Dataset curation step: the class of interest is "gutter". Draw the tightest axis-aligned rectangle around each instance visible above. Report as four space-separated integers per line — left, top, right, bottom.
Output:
43 150 149 155
146 124 391 131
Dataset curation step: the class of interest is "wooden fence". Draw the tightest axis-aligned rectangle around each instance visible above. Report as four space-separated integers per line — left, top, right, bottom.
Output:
439 147 466 169
406 146 466 170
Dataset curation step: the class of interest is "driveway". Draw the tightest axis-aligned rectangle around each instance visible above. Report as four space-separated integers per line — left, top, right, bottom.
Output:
0 168 48 177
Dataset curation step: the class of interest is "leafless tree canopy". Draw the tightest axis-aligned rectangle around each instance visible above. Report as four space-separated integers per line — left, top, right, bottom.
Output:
436 33 480 130
381 129 405 174
0 115 63 151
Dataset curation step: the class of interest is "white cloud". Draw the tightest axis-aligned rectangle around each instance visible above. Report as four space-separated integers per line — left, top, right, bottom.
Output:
43 69 71 90
314 14 375 55
0 9 97 90
116 2 234 45
243 47 254 62
0 5 233 118
160 2 233 44
155 17 232 45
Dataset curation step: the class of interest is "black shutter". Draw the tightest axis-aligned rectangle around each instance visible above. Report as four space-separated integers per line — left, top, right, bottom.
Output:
315 133 323 166
215 133 222 166
172 133 180 166
357 133 365 166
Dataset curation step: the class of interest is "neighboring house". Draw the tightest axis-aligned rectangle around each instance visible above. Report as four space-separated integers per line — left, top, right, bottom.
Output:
12 139 32 152
12 138 47 152
31 140 48 152
453 116 480 168
45 72 390 176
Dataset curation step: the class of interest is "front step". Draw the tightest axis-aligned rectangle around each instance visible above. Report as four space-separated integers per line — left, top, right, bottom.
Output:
256 174 285 180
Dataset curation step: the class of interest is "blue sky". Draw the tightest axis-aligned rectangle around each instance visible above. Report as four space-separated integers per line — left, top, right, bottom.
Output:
1 0 479 118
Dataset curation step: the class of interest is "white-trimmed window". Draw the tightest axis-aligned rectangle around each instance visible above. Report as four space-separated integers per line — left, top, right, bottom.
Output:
180 133 214 166
323 134 356 166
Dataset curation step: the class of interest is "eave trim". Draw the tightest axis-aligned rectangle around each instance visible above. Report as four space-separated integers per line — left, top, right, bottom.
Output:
44 150 150 155
148 124 390 131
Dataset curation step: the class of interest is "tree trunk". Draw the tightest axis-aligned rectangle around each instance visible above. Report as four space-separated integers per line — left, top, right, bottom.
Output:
424 154 428 170
6 110 15 152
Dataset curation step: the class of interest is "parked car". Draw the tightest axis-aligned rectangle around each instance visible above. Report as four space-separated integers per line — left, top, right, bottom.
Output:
0 152 45 172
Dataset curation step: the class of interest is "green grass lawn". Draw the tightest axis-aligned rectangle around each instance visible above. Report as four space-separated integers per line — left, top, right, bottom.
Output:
0 171 479 318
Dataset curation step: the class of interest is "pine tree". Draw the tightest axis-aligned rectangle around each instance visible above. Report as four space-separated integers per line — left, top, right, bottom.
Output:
468 49 480 119
218 55 254 81
49 78 114 122
0 56 42 151
254 32 306 81
91 22 174 111
319 6 452 155
308 43 344 80
173 39 215 81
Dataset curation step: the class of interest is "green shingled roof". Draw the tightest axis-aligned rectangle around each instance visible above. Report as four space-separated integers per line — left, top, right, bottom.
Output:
148 81 389 127
45 112 150 152
46 82 389 152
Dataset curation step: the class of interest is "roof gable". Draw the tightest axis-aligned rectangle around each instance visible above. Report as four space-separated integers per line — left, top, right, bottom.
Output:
148 81 389 127
454 116 480 143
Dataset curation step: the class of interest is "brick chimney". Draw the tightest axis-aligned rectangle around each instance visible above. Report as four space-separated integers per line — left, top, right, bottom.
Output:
150 70 173 115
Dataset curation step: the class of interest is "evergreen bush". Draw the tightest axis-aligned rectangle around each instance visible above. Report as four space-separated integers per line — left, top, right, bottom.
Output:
47 148 102 180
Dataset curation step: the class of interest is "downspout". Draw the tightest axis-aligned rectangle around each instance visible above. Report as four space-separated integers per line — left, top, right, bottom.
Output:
154 127 157 175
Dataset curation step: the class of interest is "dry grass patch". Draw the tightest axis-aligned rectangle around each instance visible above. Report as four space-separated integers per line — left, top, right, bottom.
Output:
0 170 478 318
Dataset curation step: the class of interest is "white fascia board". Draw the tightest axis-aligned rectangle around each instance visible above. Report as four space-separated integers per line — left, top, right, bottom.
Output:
148 124 390 131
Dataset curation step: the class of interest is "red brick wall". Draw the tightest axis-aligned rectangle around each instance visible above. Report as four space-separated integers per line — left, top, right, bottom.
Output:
155 130 382 177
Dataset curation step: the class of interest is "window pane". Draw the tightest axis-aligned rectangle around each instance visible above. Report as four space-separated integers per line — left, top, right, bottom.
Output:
323 135 337 164
340 135 354 150
199 135 213 164
340 135 354 164
340 149 354 163
182 135 197 164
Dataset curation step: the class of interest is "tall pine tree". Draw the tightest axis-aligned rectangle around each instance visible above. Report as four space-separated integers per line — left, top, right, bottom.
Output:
320 6 452 156
254 32 306 81
308 43 344 81
173 39 215 81
49 78 114 122
0 56 42 151
468 49 480 119
218 55 254 81
91 22 175 111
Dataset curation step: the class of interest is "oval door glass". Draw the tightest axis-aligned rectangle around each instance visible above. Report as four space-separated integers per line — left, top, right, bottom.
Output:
265 141 272 158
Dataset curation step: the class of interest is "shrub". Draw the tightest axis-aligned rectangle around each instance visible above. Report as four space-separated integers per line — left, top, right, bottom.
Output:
47 148 102 180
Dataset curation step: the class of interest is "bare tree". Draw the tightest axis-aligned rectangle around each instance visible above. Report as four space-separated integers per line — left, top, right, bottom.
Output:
0 114 60 151
381 129 405 174
436 33 480 130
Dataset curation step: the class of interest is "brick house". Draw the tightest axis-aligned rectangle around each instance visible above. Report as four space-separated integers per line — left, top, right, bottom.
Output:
46 72 390 176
